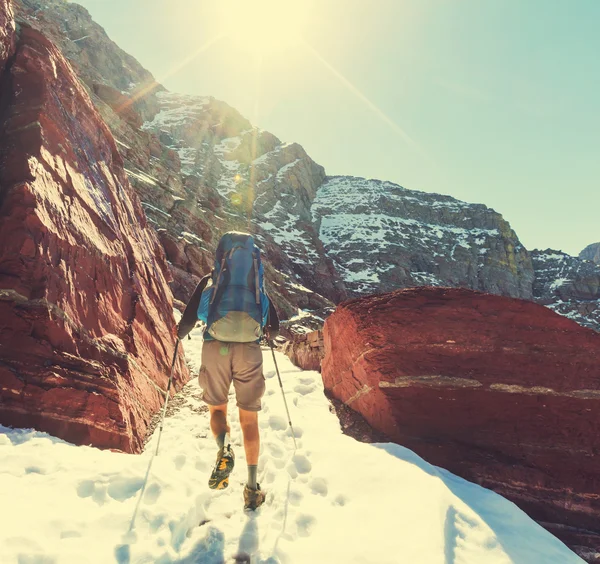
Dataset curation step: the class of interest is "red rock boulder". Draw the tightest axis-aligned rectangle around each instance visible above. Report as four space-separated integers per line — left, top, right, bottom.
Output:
282 330 324 372
0 22 189 453
322 287 600 560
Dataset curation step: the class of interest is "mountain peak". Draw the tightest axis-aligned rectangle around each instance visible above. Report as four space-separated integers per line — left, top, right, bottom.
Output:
580 242 600 264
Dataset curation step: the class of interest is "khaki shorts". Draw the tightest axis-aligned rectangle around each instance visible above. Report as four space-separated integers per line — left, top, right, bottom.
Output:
198 340 266 412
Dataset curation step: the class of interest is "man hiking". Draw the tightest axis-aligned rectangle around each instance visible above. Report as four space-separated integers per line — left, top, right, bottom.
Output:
177 231 279 511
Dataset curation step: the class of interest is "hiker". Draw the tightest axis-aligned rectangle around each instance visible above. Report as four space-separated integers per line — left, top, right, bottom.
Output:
177 231 279 511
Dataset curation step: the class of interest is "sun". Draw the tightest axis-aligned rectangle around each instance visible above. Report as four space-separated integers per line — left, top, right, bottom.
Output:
217 0 310 56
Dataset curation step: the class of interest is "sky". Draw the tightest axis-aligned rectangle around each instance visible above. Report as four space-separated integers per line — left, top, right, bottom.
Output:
74 0 599 255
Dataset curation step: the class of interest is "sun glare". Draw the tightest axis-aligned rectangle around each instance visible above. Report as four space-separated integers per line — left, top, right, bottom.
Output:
218 0 310 55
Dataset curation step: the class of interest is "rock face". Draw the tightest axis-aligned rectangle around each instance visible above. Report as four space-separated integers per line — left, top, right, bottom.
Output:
532 249 600 332
13 0 343 326
580 243 600 265
281 330 324 372
0 18 188 452
10 0 598 338
140 91 347 311
322 287 600 560
312 176 534 298
0 0 14 69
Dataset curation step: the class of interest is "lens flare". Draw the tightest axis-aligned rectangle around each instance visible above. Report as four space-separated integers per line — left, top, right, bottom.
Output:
218 0 310 56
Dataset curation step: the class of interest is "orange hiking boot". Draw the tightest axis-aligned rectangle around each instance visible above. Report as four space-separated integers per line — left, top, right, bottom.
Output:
208 445 235 490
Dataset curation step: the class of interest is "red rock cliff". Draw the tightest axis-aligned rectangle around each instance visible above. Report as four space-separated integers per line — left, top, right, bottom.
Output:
0 16 189 453
322 287 600 560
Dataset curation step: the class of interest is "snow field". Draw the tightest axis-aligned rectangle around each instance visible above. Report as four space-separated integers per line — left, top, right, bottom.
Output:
0 322 584 563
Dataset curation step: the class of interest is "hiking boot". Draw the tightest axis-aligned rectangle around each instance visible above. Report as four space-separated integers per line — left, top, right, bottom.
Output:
243 483 266 510
208 445 235 490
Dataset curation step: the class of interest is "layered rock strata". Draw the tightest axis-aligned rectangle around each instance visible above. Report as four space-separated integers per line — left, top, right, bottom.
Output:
322 287 600 560
0 17 188 453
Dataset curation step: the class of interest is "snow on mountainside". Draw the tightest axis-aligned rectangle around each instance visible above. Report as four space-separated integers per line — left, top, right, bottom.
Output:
531 249 600 332
141 90 327 270
0 325 585 564
312 176 534 298
12 0 598 334
12 0 345 326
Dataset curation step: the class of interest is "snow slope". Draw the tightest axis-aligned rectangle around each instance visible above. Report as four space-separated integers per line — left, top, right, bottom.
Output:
0 324 583 563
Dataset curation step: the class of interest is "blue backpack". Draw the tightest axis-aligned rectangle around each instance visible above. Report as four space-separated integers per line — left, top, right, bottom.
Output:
197 232 270 342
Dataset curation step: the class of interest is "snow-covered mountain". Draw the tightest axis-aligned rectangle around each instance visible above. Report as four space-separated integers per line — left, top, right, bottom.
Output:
12 0 598 335
531 249 600 332
312 176 533 297
0 325 585 563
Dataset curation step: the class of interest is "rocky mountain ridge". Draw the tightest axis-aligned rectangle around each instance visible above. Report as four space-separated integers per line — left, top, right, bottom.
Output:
531 249 600 332
312 176 534 298
580 242 600 264
10 0 599 333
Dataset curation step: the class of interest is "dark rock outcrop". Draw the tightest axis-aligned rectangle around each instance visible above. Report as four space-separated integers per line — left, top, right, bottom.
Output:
532 249 600 332
580 243 600 265
322 287 600 561
0 19 188 453
312 176 534 299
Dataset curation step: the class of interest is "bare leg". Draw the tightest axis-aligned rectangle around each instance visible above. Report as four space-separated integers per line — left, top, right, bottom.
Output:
209 404 229 443
239 408 260 465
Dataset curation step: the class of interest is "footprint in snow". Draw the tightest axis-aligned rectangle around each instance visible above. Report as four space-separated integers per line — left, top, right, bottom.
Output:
293 384 314 396
267 441 285 459
173 454 186 470
309 477 328 496
107 476 144 502
298 376 316 385
271 457 286 470
288 487 304 506
295 514 317 537
292 454 312 474
76 479 95 498
76 479 108 505
143 482 161 504
264 370 276 379
268 415 288 431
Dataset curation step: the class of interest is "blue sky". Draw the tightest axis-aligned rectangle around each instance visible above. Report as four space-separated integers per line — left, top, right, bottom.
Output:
75 0 599 255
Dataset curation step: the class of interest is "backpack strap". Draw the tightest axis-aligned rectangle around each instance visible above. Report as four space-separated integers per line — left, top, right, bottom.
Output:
210 254 228 305
209 247 238 305
253 254 260 304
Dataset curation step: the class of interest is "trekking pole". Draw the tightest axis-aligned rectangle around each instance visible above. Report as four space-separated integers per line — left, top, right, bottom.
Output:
127 339 180 538
155 338 180 456
269 339 297 450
